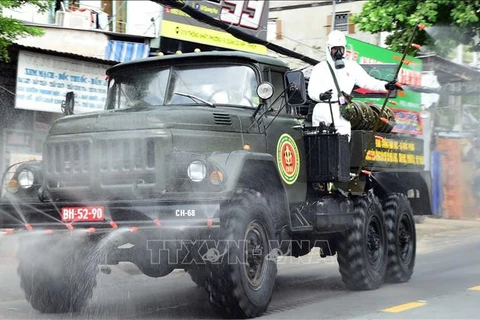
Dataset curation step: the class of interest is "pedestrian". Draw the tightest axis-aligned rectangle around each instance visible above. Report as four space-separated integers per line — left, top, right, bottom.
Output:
307 30 401 140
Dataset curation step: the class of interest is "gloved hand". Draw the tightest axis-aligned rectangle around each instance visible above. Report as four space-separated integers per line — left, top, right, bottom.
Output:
385 80 403 91
319 89 333 101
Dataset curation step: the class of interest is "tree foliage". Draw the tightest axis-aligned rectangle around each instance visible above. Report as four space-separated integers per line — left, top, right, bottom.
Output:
352 0 480 57
0 0 50 61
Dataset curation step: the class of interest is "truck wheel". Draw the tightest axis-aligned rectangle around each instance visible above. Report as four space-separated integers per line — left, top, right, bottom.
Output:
382 193 416 283
17 234 99 313
337 191 387 290
206 190 277 318
187 266 208 287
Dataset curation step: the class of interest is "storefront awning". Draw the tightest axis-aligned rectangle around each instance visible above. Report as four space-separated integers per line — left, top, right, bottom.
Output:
105 40 150 62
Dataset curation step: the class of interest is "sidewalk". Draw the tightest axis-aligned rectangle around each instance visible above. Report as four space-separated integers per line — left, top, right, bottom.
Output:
415 216 480 254
416 216 480 237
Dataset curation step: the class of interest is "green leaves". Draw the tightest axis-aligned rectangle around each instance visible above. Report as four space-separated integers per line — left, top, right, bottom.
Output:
0 0 50 61
353 0 480 56
0 0 50 12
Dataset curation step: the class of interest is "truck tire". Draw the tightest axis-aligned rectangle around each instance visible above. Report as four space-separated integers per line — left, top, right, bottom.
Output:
205 189 277 318
337 191 387 290
17 234 98 313
187 266 208 287
382 193 416 283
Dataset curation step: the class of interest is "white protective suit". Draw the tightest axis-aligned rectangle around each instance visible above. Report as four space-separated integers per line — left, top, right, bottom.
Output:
308 31 388 139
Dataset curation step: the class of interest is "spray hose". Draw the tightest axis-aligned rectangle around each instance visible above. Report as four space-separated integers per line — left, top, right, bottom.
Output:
353 23 426 183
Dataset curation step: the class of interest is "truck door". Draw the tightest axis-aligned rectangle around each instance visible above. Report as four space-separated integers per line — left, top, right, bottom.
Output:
263 69 307 204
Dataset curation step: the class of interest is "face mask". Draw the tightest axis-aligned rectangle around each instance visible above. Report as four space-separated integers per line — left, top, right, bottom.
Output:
334 59 345 69
331 48 345 69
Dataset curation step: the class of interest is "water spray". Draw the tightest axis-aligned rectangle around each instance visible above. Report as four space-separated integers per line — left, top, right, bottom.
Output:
352 23 427 184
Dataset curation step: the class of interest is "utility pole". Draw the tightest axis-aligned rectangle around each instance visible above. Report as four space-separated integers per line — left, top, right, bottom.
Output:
332 0 336 31
331 0 342 31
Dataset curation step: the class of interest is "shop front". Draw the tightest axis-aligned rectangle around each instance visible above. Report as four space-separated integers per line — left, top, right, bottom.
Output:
0 45 116 175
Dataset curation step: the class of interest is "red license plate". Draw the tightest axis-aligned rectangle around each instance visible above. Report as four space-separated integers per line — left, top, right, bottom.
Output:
61 206 105 222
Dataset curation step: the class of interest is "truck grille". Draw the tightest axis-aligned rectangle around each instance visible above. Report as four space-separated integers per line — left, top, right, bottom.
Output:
213 113 232 125
46 141 91 187
45 138 156 188
97 138 156 185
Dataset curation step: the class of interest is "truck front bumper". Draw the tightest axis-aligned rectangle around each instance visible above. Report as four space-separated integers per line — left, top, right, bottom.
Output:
0 197 222 231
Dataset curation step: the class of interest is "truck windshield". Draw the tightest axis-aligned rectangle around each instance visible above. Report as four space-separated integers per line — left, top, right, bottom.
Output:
106 64 258 109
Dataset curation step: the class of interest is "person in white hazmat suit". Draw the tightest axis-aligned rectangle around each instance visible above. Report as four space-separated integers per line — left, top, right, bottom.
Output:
308 30 400 140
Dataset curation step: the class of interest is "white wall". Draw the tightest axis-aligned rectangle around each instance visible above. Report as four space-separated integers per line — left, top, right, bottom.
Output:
125 1 162 37
2 2 51 24
15 27 110 60
270 1 327 8
79 0 162 37
79 0 103 11
267 1 378 68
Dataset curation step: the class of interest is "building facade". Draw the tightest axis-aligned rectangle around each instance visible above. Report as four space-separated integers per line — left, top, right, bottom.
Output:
0 0 155 175
0 45 116 174
267 0 379 68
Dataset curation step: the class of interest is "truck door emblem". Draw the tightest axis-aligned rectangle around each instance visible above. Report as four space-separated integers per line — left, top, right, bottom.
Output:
276 134 300 185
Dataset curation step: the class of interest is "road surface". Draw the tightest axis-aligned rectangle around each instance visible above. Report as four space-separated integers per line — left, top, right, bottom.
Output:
0 217 479 319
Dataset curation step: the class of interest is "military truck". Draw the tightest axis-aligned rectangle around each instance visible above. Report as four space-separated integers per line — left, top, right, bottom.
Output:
0 50 431 318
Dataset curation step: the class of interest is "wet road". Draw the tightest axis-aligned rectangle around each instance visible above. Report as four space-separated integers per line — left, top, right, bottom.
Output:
0 218 479 319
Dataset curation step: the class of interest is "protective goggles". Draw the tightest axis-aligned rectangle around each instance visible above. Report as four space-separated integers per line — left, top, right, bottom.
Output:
330 46 345 55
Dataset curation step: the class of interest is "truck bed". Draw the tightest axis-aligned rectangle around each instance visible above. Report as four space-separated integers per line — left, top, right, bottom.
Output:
350 130 424 171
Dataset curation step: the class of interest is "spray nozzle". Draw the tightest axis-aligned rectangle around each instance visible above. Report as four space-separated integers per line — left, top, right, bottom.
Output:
418 24 427 31
412 43 422 50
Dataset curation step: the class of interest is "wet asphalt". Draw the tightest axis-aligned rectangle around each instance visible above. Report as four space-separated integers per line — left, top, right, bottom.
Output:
0 217 479 319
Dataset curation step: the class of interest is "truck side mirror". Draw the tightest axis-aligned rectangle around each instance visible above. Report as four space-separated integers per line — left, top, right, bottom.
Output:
284 71 307 106
61 91 75 116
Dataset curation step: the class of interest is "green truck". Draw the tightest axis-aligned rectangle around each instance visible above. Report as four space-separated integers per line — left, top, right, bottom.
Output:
0 50 431 318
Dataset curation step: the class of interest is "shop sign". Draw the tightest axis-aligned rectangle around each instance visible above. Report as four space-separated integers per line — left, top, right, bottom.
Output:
16 50 109 114
161 1 268 54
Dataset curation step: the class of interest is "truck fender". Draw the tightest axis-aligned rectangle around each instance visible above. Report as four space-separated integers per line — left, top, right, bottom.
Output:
369 171 433 216
208 151 291 235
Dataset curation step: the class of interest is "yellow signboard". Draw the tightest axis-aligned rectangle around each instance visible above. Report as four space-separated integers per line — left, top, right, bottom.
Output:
365 137 424 166
161 20 267 54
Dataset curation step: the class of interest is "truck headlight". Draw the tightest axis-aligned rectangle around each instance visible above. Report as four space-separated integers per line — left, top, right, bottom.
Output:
187 160 207 182
257 82 274 100
18 169 35 189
